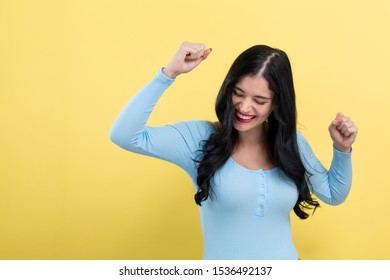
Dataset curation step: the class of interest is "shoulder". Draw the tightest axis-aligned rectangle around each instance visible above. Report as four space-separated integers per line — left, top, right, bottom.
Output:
296 129 309 149
296 129 312 144
296 130 305 142
295 130 314 156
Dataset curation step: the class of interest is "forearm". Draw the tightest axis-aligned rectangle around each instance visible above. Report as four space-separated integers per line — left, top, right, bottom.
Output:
327 148 352 204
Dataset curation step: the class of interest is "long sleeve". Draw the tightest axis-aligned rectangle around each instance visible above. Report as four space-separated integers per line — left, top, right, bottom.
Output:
110 69 214 177
297 131 352 205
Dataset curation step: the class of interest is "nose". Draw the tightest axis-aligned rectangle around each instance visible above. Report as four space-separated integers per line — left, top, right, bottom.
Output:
239 99 252 113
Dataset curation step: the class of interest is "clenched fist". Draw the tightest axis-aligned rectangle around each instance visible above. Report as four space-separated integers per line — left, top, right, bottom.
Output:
162 41 212 79
328 112 358 152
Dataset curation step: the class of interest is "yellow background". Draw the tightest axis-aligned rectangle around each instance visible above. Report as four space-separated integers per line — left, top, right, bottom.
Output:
1 0 389 259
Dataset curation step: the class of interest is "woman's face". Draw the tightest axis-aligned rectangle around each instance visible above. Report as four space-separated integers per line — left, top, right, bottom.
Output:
232 75 274 136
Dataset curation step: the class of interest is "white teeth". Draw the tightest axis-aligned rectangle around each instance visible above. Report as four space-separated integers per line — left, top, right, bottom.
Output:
236 111 254 120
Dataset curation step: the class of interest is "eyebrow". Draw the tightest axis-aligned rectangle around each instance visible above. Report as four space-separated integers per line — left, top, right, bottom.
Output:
234 86 272 100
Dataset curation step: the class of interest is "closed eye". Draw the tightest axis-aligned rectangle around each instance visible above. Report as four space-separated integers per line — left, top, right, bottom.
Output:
233 90 244 97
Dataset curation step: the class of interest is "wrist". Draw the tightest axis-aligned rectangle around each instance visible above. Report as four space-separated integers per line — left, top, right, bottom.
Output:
333 144 351 153
162 67 177 79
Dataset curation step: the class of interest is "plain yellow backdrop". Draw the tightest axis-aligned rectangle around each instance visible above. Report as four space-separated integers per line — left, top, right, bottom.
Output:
1 0 389 259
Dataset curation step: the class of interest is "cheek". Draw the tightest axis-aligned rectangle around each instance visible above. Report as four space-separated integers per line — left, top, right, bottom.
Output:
231 96 238 106
267 102 274 113
260 104 273 117
267 104 273 114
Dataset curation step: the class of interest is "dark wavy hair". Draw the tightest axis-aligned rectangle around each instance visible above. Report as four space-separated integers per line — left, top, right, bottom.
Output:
195 45 319 219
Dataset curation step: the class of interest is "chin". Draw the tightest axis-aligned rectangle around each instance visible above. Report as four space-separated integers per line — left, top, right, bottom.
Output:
233 119 266 133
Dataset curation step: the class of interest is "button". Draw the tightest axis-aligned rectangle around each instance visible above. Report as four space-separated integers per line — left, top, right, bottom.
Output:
259 204 264 209
257 196 265 204
256 208 264 216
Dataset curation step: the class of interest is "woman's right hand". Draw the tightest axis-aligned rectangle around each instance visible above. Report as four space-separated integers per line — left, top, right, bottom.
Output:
163 41 212 79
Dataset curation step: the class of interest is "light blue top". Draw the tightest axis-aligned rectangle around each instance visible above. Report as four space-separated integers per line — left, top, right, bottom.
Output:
110 69 352 260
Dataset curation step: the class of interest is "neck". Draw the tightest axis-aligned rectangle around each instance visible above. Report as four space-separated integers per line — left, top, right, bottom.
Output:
237 123 268 147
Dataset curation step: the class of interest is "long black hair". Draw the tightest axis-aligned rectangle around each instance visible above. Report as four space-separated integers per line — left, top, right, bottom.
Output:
195 45 319 219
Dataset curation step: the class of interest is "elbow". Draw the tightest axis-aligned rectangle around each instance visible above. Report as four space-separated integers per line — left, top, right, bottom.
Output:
110 131 119 146
109 125 118 143
328 197 347 206
109 127 126 148
326 178 352 206
315 185 351 206
109 126 141 152
326 190 351 206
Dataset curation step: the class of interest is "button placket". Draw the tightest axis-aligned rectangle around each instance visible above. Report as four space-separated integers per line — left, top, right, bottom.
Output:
255 171 266 217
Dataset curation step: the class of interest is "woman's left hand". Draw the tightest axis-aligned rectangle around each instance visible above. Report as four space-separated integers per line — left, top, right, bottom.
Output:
328 112 358 153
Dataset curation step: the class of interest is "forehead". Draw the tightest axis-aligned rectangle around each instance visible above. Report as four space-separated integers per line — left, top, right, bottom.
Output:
235 75 274 98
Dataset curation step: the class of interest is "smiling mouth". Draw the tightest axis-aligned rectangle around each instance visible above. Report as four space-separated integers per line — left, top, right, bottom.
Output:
235 110 256 123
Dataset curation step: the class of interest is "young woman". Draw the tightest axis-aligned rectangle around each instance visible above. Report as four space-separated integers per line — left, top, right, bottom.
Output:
110 42 358 260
